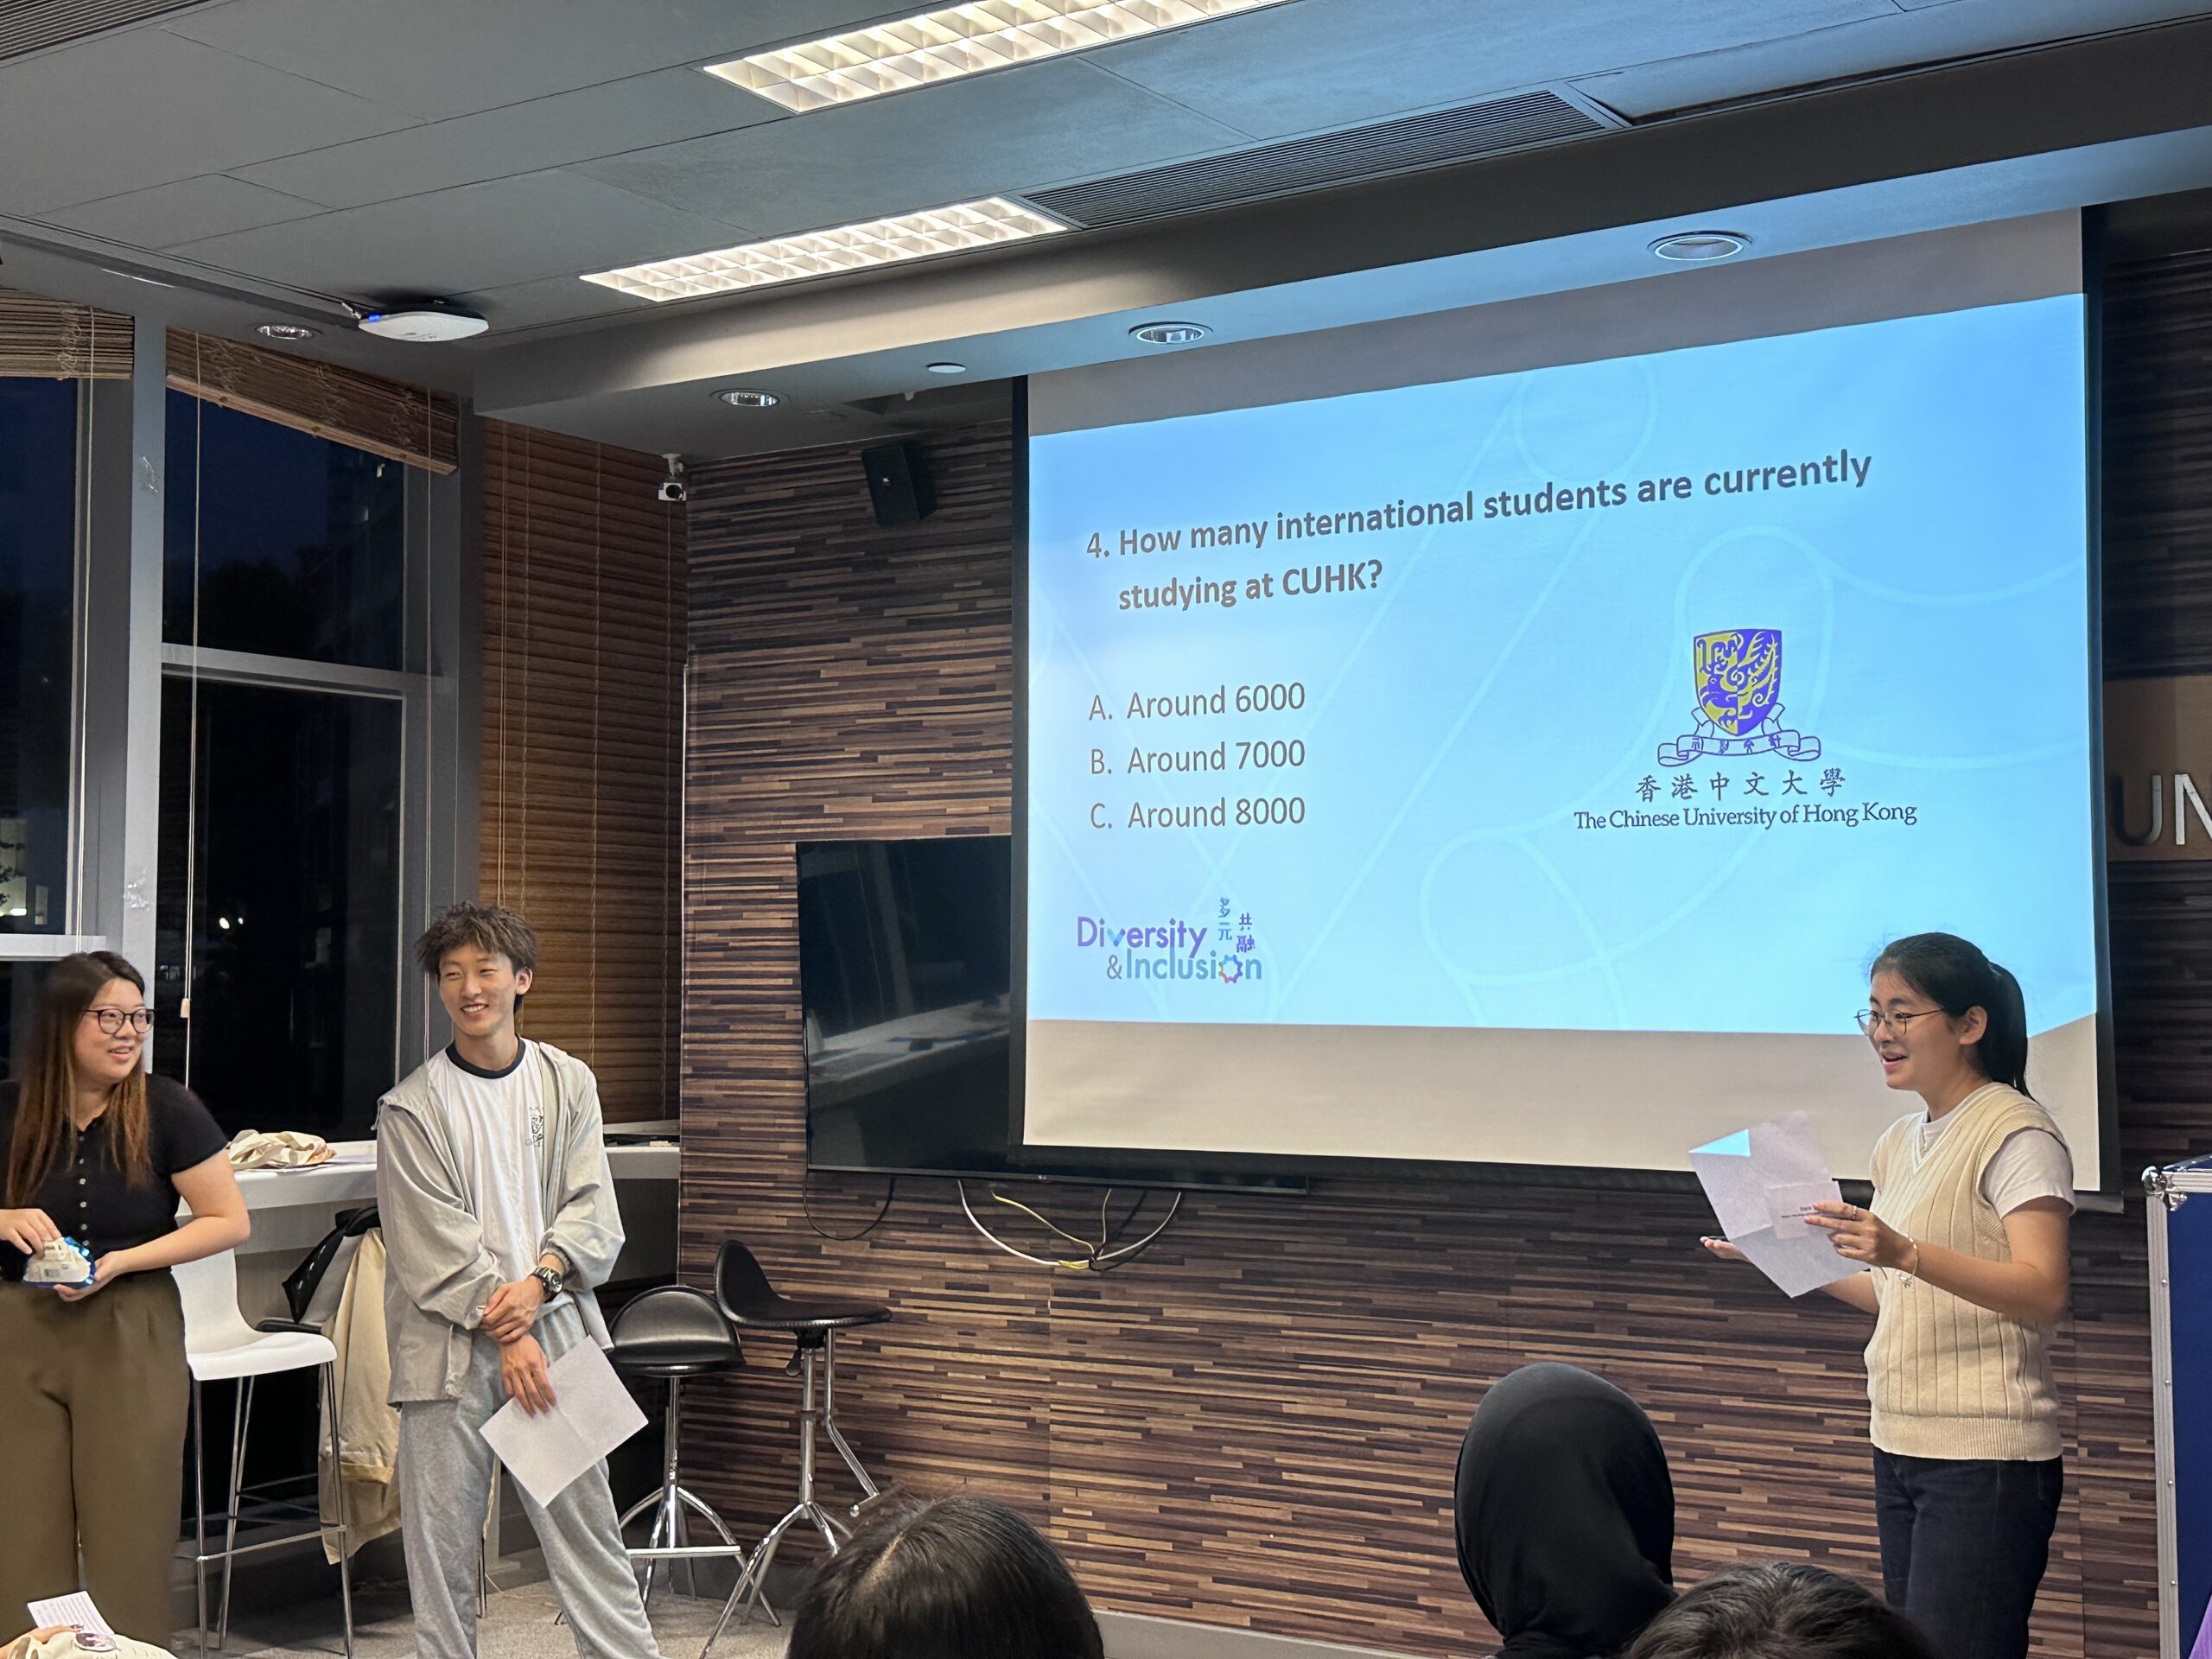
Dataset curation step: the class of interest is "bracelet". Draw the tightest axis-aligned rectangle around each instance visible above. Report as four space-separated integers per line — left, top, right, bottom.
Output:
1904 1236 1923 1278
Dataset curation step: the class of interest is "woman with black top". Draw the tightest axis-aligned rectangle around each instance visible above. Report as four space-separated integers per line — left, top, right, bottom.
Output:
0 951 248 1642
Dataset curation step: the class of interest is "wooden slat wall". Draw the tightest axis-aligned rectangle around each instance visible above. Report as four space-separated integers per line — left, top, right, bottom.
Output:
168 328 459 474
0 285 131 378
2103 249 2212 679
480 421 684 1122
674 254 2212 1657
2074 244 2212 1648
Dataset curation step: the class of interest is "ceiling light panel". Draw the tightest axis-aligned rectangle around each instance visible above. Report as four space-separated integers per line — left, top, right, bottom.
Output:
710 0 1294 113
581 197 1068 302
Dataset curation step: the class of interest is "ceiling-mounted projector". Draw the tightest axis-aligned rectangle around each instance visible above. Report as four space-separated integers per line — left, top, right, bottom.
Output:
357 302 488 342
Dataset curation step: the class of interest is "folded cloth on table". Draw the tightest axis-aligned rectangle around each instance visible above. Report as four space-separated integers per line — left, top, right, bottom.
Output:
228 1128 334 1169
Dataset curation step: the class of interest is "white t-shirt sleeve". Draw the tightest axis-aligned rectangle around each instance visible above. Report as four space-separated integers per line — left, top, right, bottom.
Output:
1980 1127 2075 1216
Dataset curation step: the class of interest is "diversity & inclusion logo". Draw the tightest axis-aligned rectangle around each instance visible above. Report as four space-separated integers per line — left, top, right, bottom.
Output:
1073 897 1263 985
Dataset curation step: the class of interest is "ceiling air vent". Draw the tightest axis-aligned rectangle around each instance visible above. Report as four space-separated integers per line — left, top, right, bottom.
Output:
0 0 211 61
1020 88 1610 232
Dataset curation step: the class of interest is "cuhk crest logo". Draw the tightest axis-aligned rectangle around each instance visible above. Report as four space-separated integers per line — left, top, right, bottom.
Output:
1658 628 1822 767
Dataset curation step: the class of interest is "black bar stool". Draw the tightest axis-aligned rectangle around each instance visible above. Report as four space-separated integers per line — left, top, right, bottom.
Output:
702 1241 889 1653
607 1286 766 1616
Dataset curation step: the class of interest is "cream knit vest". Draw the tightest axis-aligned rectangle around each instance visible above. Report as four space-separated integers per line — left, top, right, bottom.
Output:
1865 1082 2064 1462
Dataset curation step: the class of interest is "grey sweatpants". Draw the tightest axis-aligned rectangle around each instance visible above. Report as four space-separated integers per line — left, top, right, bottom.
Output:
397 1306 662 1659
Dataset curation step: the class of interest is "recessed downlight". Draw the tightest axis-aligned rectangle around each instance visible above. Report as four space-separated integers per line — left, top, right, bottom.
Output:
1649 231 1750 263
255 322 319 342
1130 321 1210 346
925 361 968 375
714 388 781 409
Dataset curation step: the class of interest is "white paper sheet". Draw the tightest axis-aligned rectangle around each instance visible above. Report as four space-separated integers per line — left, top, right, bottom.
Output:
28 1593 111 1637
1690 1113 1866 1298
479 1338 646 1506
1764 1179 1834 1240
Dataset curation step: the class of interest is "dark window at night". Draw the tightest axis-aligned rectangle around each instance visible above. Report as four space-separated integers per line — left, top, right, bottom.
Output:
154 678 401 1139
0 379 78 937
1 961 49 1075
164 391 406 670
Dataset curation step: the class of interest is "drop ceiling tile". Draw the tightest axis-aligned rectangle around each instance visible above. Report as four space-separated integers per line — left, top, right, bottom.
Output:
454 272 659 334
167 168 753 297
1574 0 2212 118
231 66 779 210
1090 0 1894 138
579 58 1252 237
163 0 898 120
44 174 324 249
0 29 417 215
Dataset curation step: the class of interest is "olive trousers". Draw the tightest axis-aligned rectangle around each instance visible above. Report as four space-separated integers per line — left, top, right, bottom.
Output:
0 1274 189 1643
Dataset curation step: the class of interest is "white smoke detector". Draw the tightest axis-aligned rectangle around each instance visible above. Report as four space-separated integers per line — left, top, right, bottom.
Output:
358 303 488 342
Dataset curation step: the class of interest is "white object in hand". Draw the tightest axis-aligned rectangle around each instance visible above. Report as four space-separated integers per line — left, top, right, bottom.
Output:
1764 1179 1835 1240
22 1236 94 1287
1691 1113 1863 1297
479 1339 646 1506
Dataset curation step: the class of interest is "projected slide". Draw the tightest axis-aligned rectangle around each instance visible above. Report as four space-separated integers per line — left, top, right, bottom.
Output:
1023 263 2100 1180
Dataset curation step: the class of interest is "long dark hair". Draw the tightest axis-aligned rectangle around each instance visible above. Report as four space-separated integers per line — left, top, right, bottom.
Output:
1869 932 2031 1096
6 951 153 1206
786 1496 1103 1659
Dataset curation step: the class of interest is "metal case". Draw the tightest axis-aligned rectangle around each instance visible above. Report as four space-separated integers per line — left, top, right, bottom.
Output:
2150 1157 2212 1658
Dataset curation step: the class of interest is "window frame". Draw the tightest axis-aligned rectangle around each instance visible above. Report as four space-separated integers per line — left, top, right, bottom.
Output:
3 323 473 1105
159 385 413 674
0 377 99 963
158 457 454 1101
157 646 419 1097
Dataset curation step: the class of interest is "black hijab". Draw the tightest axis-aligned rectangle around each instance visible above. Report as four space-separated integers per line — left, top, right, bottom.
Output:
1455 1363 1675 1659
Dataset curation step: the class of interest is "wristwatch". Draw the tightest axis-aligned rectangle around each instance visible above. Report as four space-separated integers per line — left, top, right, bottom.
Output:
530 1262 564 1300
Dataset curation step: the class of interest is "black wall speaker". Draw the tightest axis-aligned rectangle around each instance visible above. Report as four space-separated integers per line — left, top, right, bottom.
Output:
861 440 936 525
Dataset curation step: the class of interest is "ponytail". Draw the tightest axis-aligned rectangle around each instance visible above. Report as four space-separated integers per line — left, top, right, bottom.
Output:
1979 962 2031 1096
1869 932 2031 1096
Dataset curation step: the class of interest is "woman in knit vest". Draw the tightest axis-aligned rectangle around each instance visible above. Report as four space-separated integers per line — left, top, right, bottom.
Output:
1702 932 2072 1659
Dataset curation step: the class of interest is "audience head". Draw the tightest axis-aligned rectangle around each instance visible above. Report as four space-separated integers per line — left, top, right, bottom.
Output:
1456 1363 1675 1657
785 1494 1104 1659
1625 1563 1942 1659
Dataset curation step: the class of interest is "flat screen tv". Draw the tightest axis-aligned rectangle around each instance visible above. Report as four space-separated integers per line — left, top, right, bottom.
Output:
797 835 1300 1192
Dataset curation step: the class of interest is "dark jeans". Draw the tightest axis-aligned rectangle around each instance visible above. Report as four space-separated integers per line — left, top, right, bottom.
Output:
1872 1448 2063 1659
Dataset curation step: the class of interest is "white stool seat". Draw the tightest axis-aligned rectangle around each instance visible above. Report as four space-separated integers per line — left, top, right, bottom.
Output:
188 1327 337 1382
171 1249 353 1658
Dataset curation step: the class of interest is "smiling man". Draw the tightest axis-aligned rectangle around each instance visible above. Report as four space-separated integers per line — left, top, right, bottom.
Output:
375 903 662 1659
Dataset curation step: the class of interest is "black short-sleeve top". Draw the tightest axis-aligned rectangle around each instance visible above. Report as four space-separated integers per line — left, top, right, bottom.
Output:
0 1076 230 1281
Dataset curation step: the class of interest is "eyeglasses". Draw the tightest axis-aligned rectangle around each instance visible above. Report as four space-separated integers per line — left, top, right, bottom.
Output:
83 1007 155 1036
1854 1007 1945 1037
